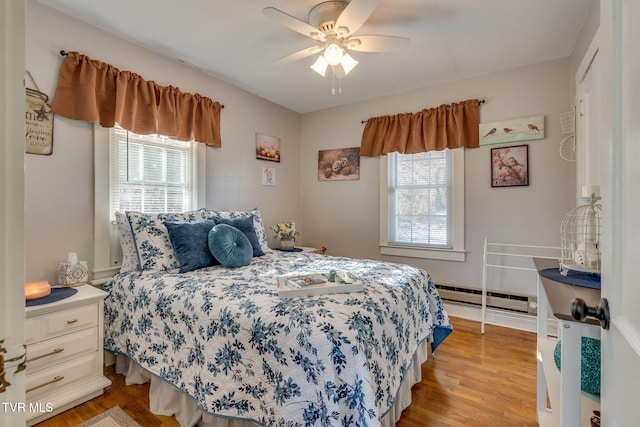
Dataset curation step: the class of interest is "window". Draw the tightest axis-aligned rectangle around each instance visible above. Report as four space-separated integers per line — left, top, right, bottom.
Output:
380 149 465 261
110 126 198 216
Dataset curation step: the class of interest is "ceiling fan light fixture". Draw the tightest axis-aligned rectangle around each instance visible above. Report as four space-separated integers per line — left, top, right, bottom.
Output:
323 43 344 66
340 53 358 75
310 56 329 76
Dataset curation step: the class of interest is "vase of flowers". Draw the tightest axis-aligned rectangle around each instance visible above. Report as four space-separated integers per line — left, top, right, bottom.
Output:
270 221 299 251
279 236 296 251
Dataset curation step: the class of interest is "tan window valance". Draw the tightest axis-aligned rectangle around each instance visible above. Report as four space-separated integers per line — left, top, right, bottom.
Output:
360 99 480 157
51 51 222 147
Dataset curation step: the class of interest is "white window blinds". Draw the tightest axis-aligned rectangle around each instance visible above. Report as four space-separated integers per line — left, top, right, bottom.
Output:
110 126 197 216
388 150 453 247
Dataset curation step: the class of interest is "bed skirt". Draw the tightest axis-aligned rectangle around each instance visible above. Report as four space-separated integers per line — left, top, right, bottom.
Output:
114 342 429 427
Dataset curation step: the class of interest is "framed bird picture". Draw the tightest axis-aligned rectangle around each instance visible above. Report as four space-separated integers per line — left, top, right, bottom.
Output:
491 145 529 187
479 115 544 145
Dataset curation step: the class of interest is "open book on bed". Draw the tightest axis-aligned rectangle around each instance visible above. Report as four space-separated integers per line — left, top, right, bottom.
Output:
277 271 363 298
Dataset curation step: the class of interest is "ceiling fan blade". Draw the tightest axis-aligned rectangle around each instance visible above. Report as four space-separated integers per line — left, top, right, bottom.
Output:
273 46 323 65
263 7 326 41
334 0 380 36
346 35 410 52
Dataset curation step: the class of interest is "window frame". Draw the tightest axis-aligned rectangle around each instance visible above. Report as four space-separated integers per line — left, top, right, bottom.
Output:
93 126 206 282
109 126 200 217
379 149 466 261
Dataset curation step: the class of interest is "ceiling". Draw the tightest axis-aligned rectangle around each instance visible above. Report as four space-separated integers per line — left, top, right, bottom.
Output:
38 0 593 114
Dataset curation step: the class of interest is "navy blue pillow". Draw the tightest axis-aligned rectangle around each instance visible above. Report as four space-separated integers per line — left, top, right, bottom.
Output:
208 224 253 268
213 216 264 257
164 219 217 273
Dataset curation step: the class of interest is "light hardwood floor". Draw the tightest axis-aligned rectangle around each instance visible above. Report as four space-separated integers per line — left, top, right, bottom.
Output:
34 316 538 427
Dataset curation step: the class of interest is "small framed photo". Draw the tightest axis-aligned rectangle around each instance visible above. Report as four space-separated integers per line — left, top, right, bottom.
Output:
262 167 276 186
491 145 529 187
256 133 281 162
318 147 360 181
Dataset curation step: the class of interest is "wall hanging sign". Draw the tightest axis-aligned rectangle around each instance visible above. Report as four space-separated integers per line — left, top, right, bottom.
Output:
318 147 360 181
491 144 529 187
480 115 544 146
256 133 281 162
25 72 54 155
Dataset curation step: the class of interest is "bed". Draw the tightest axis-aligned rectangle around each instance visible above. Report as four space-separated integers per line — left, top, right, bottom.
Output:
103 208 452 427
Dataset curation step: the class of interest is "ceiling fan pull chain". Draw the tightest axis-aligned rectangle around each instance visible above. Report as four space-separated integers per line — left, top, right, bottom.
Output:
332 68 336 95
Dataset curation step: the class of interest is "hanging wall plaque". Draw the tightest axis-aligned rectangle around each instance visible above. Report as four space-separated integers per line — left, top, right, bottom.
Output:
25 87 54 155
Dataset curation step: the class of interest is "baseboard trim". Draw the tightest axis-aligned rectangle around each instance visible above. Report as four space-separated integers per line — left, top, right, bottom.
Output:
443 301 557 335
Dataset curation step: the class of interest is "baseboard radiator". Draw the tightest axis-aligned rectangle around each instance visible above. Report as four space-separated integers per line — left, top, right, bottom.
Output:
435 283 537 315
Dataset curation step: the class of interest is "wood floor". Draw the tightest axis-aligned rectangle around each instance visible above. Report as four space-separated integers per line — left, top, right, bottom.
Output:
34 317 538 427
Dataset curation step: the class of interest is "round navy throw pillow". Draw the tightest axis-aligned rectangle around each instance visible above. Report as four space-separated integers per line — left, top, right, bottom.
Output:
208 224 253 268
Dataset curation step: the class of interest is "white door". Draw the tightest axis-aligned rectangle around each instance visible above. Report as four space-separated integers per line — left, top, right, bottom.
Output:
0 0 26 425
598 1 640 426
575 40 600 197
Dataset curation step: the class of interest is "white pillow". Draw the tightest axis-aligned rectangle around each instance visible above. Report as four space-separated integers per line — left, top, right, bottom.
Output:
115 211 140 272
126 209 212 272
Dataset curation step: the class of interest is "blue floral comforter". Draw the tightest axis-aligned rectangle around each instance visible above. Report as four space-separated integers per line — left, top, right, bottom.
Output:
103 251 452 427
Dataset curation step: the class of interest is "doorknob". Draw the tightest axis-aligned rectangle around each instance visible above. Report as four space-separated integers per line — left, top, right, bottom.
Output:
571 297 610 330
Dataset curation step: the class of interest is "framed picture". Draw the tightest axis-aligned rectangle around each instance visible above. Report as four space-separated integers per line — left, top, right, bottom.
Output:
256 133 281 162
480 115 544 146
491 145 529 187
318 147 360 181
261 167 276 186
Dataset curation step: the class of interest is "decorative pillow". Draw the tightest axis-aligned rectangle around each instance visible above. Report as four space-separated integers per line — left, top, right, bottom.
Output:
127 209 212 272
213 216 264 257
205 208 270 254
208 224 253 268
165 219 217 273
115 211 141 272
554 337 601 395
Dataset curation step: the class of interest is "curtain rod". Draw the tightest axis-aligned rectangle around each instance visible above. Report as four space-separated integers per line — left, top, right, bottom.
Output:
59 50 225 108
360 99 485 124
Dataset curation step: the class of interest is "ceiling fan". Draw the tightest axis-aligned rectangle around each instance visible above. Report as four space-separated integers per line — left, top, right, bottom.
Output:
263 0 409 79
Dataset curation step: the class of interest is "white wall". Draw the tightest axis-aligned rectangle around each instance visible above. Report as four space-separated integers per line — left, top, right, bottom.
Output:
300 59 576 294
25 0 580 295
25 0 301 284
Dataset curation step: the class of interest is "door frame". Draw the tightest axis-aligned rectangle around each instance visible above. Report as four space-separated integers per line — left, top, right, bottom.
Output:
0 0 26 425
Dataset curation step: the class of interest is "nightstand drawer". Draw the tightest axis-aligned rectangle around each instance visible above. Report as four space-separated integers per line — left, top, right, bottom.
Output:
26 302 98 343
25 317 41 343
26 352 99 398
26 327 98 372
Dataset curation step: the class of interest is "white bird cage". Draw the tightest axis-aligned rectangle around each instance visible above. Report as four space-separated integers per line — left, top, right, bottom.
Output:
560 195 602 275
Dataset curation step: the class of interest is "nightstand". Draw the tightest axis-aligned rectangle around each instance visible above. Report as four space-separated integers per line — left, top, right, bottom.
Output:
25 284 111 426
534 258 600 427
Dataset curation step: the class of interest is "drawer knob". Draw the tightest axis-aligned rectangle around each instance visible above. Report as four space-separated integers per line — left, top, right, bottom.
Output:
66 319 78 324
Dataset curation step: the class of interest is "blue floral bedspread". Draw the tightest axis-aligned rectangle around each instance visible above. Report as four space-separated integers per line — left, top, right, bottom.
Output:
103 251 452 427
